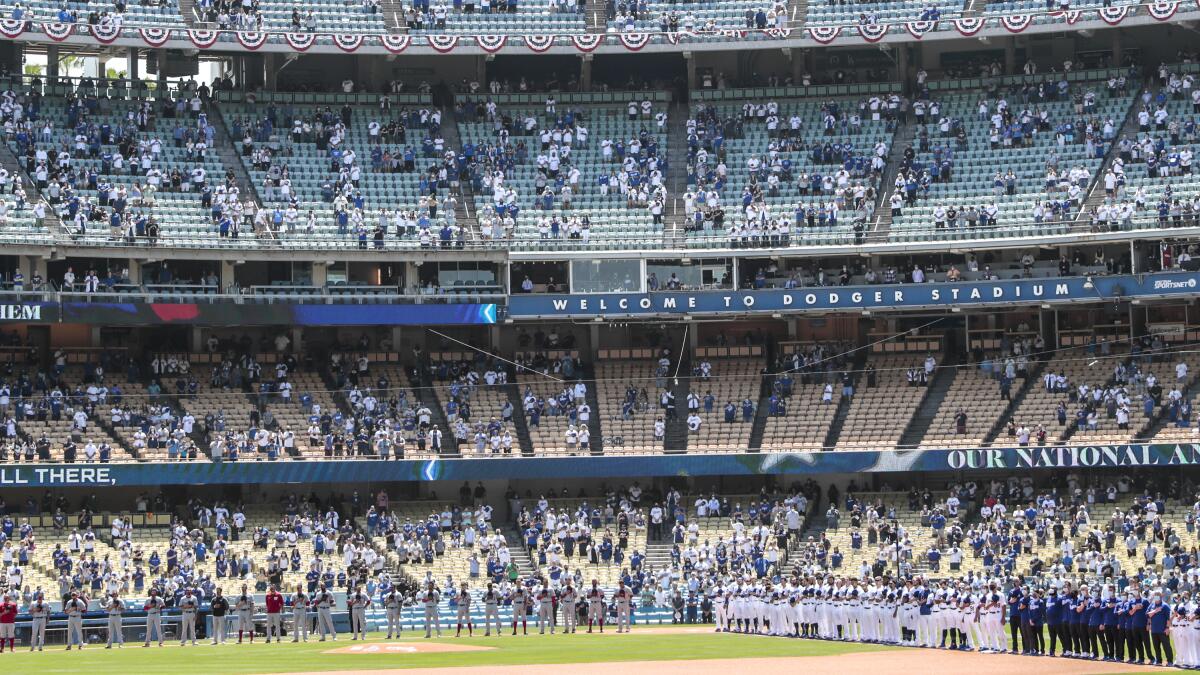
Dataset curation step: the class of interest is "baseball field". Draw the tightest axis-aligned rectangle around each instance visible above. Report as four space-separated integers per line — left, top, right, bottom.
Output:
0 625 1180 675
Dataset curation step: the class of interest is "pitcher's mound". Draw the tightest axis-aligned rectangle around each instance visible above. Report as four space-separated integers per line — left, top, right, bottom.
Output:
325 642 495 655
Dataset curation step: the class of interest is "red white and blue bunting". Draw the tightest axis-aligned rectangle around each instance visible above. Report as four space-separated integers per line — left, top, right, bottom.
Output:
285 32 316 51
42 22 74 41
0 7 1195 54
476 34 507 53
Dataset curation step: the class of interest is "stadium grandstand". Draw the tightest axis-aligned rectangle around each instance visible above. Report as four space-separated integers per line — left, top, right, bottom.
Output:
3 7 1200 673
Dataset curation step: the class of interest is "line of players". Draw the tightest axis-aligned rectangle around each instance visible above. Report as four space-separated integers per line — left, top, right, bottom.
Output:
4 576 639 652
716 575 1200 668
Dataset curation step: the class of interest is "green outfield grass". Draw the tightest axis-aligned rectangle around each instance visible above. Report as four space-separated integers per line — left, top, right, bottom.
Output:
0 627 894 675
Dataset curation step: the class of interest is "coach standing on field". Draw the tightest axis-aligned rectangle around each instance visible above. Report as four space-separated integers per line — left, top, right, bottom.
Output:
211 588 231 645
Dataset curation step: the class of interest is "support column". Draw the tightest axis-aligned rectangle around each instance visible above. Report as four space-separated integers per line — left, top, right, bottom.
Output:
580 55 593 91
1111 30 1123 67
687 323 698 351
127 48 139 83
156 50 167 92
896 44 909 89
1004 37 1016 75
789 49 802 86
310 262 327 287
403 262 421 294
220 260 237 291
47 46 60 82
684 52 696 91
126 258 142 284
476 56 487 88
588 324 600 361
263 53 278 92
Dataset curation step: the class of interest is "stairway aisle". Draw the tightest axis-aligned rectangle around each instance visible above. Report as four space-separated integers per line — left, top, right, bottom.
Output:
896 358 958 448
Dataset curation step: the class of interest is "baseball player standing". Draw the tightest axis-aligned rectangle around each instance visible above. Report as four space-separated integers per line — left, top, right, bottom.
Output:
0 594 16 653
483 583 502 636
210 588 230 645
422 582 442 638
614 581 633 633
384 589 403 638
64 590 89 650
28 593 48 651
560 582 578 634
536 582 555 635
314 586 337 641
349 586 370 640
586 580 605 633
265 586 285 643
291 585 310 642
143 589 166 647
105 592 125 648
511 583 530 636
178 588 200 645
455 583 474 637
235 585 256 643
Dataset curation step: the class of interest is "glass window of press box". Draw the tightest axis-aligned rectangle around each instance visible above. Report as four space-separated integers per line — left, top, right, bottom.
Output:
646 259 733 291
570 259 642 293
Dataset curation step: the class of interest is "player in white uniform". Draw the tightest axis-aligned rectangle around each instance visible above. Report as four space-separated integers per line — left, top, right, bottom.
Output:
291 586 310 642
586 581 605 633
105 592 125 648
28 593 49 651
455 583 474 637
482 583 503 636
422 583 443 638
384 589 403 638
536 584 556 634
178 589 200 645
349 586 370 640
236 585 256 643
143 589 166 647
614 581 633 633
511 584 530 635
64 590 89 650
314 586 337 641
560 582 579 634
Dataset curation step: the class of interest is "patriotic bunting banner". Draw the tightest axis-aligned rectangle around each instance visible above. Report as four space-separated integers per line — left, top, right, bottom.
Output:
858 23 888 42
42 22 74 41
89 23 121 43
1147 0 1180 20
476 34 507 52
571 33 602 52
333 33 364 51
807 25 841 44
1097 5 1129 23
427 34 459 52
379 34 411 53
1000 13 1032 31
187 29 219 48
236 31 268 50
284 32 316 51
139 26 170 46
0 19 26 38
765 27 792 39
905 19 936 38
1049 9 1081 23
525 34 555 52
953 17 986 35
618 32 652 50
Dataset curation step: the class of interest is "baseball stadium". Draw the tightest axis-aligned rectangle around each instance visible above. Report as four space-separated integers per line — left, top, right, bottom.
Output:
4 1 1200 673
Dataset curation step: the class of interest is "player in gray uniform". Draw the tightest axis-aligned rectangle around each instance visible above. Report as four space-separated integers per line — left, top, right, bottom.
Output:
586 580 605 633
235 585 256 643
536 583 556 634
422 582 442 638
455 583 474 637
291 586 310 642
482 583 502 636
28 593 49 651
511 583 530 635
614 581 633 633
349 586 370 640
384 589 403 639
143 589 166 647
314 586 337 641
105 592 125 648
64 591 89 650
560 582 579 634
178 589 200 645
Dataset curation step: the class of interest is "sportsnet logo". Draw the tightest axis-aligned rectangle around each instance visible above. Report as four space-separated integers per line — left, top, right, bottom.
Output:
1153 278 1198 290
